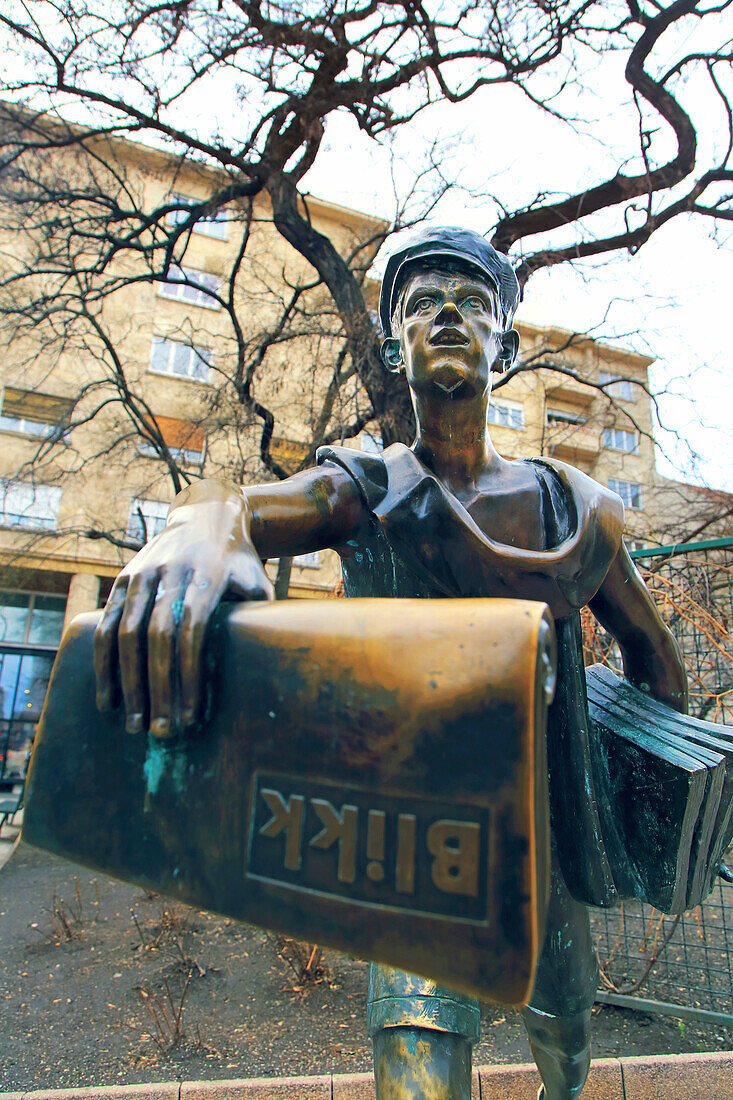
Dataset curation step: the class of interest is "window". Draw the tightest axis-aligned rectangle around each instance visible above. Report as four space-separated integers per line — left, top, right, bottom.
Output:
0 646 58 778
0 480 62 529
625 539 647 554
150 337 213 383
158 265 221 310
361 431 383 453
293 551 320 568
127 498 169 544
270 552 320 570
270 438 310 475
609 478 642 510
140 415 206 467
0 387 73 439
603 427 638 454
547 408 586 426
599 372 635 401
167 192 229 240
0 591 66 646
488 399 524 430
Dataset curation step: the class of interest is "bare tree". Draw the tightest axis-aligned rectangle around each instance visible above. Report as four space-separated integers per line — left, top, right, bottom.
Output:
0 0 730 559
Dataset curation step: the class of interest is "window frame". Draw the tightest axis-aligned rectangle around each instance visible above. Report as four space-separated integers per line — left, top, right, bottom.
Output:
603 426 638 454
0 387 73 440
487 398 525 431
0 480 62 530
149 336 214 384
0 589 67 646
0 415 56 439
608 477 643 510
167 192 230 241
546 407 587 427
139 438 206 467
138 415 206 469
624 539 647 554
599 371 635 402
158 264 222 311
126 498 170 544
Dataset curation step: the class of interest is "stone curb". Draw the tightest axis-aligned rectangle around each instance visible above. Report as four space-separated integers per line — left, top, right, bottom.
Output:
3 1052 732 1100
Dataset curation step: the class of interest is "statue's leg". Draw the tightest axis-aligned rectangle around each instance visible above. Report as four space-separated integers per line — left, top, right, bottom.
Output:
522 1006 593 1100
367 964 480 1100
521 844 599 1100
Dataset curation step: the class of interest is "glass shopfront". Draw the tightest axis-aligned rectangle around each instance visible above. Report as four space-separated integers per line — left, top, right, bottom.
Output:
0 591 65 780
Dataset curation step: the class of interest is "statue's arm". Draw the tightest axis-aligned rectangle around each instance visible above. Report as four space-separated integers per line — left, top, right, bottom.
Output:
94 464 363 738
588 543 688 713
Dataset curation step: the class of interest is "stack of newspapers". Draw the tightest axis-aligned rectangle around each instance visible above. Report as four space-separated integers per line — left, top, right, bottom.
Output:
586 665 733 914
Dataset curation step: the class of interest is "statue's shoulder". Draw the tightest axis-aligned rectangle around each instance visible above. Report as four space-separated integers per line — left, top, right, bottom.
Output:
316 444 388 512
532 455 624 526
530 456 625 585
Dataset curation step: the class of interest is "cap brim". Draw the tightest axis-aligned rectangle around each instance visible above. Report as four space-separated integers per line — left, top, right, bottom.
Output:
380 246 501 337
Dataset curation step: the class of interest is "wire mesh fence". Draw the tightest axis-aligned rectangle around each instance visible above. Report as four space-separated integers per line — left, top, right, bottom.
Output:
588 537 733 1024
590 874 733 1025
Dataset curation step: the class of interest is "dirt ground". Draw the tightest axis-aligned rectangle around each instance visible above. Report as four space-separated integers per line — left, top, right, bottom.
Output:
1 843 732 1094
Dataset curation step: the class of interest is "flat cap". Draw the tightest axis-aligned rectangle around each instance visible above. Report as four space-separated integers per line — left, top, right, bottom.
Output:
379 225 520 337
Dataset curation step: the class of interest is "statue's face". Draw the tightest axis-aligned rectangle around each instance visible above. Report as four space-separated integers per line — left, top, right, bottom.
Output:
398 269 503 399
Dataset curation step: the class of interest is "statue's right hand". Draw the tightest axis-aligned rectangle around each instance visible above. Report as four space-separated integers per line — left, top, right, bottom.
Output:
93 492 274 739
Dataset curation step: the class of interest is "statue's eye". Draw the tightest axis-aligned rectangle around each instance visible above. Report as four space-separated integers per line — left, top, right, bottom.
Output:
462 296 486 311
411 296 436 315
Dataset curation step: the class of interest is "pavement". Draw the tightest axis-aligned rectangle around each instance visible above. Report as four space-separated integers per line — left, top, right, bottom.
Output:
1 1052 733 1100
3 824 732 1098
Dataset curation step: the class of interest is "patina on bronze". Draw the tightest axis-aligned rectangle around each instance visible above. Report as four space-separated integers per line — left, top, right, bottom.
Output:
24 597 556 1005
25 225 690 1100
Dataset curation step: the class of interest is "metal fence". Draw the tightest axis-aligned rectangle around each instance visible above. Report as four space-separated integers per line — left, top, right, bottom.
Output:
590 537 733 1025
632 536 733 725
592 879 733 1026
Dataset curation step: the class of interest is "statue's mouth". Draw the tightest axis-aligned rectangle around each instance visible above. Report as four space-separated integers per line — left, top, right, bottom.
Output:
429 327 469 347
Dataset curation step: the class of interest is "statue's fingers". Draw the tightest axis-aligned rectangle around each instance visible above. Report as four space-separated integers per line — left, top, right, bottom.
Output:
176 578 225 731
147 570 189 739
176 555 273 731
118 571 160 734
227 551 276 603
94 581 127 711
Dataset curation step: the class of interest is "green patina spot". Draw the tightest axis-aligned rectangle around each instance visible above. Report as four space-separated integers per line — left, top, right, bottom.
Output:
144 736 189 797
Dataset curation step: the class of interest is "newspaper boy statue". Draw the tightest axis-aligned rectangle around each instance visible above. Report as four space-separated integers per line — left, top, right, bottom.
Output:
94 227 688 1100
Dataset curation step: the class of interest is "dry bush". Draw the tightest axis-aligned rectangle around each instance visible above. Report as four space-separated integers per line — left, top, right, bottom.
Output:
268 934 330 996
30 877 100 944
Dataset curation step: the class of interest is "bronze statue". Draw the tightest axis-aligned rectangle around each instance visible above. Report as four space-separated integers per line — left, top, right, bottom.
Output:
89 226 688 1100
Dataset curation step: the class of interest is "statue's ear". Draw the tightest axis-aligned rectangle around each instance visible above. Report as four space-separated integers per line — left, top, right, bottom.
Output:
381 337 404 374
494 328 519 373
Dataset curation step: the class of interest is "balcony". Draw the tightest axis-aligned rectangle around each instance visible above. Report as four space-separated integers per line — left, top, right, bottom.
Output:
545 374 595 406
545 423 600 462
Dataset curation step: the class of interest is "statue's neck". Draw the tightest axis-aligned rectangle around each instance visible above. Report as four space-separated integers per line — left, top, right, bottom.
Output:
411 392 502 491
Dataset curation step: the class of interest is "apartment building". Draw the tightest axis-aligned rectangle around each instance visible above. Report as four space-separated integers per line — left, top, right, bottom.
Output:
0 131 724 777
482 320 658 549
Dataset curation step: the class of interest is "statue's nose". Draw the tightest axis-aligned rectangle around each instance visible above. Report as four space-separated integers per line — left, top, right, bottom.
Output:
434 301 462 324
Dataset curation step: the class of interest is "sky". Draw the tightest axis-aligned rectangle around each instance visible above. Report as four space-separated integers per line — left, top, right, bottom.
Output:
7 4 731 492
296 78 732 494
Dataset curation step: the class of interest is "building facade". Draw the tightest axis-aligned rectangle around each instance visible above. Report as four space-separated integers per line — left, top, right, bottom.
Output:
0 132 727 778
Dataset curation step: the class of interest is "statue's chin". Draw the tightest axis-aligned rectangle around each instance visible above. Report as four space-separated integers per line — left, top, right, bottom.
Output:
431 364 466 395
